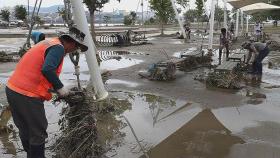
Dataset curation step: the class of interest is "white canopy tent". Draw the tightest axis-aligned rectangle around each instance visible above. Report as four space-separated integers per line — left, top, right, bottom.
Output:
241 3 280 35
240 2 280 14
207 0 280 50
228 0 280 36
227 0 266 9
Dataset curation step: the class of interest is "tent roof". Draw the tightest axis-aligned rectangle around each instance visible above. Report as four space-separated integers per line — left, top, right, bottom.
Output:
240 2 280 14
228 0 266 9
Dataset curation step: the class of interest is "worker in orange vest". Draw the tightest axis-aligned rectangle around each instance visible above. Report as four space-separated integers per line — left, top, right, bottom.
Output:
5 27 88 158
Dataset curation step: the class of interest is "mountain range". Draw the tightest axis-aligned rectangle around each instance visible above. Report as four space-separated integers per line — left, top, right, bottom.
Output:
25 5 64 13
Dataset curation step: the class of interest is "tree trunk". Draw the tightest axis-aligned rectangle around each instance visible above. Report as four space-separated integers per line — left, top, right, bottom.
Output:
89 11 96 42
197 17 200 31
160 21 164 35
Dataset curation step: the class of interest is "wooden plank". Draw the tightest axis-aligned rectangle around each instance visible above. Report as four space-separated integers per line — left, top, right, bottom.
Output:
157 58 185 67
180 51 202 58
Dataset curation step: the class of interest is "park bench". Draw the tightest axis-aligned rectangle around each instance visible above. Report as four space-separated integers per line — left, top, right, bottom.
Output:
214 61 238 72
228 53 246 63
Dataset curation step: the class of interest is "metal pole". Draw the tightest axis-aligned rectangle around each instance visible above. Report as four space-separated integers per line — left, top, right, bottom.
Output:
208 0 216 50
170 0 187 39
70 0 108 100
141 0 144 25
223 0 227 29
25 0 39 49
235 9 239 38
246 14 249 35
28 0 29 21
241 10 244 33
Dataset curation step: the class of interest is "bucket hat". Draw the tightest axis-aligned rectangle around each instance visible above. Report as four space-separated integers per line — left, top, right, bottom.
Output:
59 27 88 52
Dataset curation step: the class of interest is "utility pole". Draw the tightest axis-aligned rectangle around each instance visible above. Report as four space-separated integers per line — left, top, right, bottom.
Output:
235 9 239 38
241 10 244 33
70 0 108 100
208 0 216 51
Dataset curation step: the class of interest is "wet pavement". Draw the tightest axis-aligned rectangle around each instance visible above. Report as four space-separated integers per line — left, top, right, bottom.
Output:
0 37 280 158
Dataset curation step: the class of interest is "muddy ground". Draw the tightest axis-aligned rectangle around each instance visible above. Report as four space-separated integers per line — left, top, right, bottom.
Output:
0 29 280 158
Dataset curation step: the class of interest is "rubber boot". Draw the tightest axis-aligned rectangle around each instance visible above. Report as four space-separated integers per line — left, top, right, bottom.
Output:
30 143 45 158
226 49 230 61
218 49 222 65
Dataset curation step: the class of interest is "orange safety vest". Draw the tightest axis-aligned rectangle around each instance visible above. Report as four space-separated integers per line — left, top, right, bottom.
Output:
7 38 64 101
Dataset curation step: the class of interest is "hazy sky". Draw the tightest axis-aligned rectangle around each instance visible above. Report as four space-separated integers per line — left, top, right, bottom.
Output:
0 0 232 12
0 0 148 12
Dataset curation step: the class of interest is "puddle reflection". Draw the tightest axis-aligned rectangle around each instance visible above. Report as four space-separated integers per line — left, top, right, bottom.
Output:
147 109 244 158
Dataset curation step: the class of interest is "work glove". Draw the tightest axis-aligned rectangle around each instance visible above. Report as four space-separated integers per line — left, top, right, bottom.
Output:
57 87 70 97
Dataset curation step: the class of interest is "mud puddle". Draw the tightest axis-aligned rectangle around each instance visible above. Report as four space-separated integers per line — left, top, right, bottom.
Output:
104 90 280 158
60 51 143 87
0 88 280 158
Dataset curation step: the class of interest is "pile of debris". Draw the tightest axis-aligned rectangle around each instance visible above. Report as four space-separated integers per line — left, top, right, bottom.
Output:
139 61 177 81
0 51 19 62
96 30 148 47
194 64 249 89
179 53 212 71
267 40 280 51
205 71 242 89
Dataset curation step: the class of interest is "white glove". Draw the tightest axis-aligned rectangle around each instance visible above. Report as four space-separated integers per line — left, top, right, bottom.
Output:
57 87 70 97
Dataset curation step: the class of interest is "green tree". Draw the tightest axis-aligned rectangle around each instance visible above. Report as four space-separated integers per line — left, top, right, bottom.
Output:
0 9 10 23
124 15 132 25
57 7 67 26
34 15 45 27
195 0 203 17
83 0 121 40
144 17 156 25
176 0 189 8
184 9 198 22
149 0 175 35
129 11 137 25
123 11 137 25
14 5 27 22
195 0 204 28
214 6 224 29
103 15 111 26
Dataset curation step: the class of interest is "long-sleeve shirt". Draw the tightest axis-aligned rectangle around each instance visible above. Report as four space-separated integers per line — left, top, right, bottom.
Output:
220 32 232 46
41 45 65 90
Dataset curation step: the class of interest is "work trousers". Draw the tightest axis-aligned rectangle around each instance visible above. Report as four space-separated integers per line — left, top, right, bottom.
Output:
5 87 48 152
219 44 230 64
252 47 270 75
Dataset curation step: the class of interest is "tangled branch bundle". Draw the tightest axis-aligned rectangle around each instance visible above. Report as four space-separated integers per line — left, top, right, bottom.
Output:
52 88 102 158
179 55 212 71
